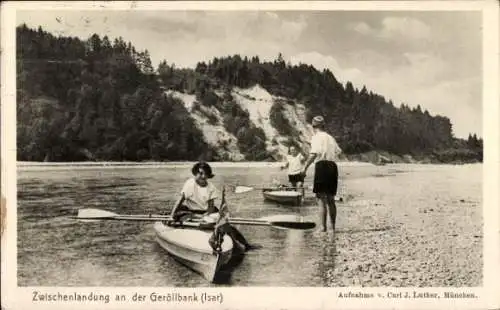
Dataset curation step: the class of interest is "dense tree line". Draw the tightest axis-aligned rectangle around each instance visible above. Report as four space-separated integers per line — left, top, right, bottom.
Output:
17 25 482 163
192 54 482 161
17 24 215 161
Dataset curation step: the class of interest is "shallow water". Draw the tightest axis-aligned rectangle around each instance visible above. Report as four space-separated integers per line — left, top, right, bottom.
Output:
17 163 482 286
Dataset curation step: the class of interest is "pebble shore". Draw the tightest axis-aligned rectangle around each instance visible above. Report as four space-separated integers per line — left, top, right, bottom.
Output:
321 166 482 287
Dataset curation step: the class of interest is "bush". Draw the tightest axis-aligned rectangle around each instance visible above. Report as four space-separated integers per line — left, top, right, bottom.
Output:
433 148 482 163
269 101 299 137
194 104 219 125
342 140 374 154
220 100 272 160
200 90 220 108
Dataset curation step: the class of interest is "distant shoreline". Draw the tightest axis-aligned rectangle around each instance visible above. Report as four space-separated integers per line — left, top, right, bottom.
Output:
17 160 481 169
16 148 483 168
17 160 370 168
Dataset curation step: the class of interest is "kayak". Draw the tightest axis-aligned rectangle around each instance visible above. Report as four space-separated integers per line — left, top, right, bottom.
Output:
73 208 316 283
263 186 345 205
262 188 303 205
153 222 243 283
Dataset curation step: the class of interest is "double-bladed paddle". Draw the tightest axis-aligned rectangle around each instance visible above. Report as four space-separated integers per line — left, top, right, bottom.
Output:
72 208 316 230
234 185 312 194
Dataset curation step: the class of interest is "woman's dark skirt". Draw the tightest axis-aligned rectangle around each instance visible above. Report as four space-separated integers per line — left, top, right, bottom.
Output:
176 205 206 213
313 160 338 196
172 205 206 221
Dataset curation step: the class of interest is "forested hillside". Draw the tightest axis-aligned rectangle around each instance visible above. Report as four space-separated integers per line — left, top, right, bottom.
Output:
16 25 483 163
17 24 216 161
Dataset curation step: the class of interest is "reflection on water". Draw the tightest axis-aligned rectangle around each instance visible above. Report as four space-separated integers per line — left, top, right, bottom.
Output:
17 163 482 286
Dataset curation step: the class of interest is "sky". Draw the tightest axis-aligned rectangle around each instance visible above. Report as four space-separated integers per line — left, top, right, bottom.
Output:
17 9 483 138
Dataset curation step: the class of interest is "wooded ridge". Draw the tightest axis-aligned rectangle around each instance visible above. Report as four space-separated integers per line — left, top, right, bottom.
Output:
16 25 483 164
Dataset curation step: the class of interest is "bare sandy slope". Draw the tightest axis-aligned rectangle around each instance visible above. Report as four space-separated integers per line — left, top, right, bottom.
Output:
318 164 482 287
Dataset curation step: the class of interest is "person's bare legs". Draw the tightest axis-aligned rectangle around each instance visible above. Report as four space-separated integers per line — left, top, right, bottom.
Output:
326 194 337 232
295 181 303 200
316 194 328 232
221 224 259 251
297 181 304 194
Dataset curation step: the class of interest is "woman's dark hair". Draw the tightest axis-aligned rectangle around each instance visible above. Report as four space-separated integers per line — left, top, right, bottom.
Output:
311 122 325 130
191 162 215 178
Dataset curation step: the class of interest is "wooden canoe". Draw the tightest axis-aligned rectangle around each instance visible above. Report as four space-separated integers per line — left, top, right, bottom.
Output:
262 188 303 205
153 222 242 283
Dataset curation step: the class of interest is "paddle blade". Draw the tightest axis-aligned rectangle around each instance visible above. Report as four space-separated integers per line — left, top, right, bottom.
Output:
76 208 118 219
230 215 316 230
72 218 103 223
269 221 316 230
234 186 254 194
258 214 303 222
260 215 316 230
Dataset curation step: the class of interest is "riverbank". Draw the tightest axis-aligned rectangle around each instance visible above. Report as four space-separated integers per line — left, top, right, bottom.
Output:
16 160 375 171
343 150 482 165
17 149 482 169
322 163 482 287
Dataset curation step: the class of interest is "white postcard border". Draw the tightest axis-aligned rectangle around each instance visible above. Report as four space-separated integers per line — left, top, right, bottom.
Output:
1 1 499 309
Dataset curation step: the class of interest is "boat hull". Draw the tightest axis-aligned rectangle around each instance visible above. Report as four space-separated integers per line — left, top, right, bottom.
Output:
262 189 303 205
153 222 236 282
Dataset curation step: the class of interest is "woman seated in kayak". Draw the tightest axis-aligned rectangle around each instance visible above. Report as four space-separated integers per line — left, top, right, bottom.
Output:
170 162 255 251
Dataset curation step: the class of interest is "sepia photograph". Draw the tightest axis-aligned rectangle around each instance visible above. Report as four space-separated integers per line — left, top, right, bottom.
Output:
1 1 499 309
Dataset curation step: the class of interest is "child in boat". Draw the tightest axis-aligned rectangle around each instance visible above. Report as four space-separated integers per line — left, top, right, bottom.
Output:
281 145 306 191
170 162 255 251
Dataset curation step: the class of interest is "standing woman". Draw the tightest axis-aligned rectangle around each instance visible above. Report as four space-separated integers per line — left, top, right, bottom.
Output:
301 116 342 233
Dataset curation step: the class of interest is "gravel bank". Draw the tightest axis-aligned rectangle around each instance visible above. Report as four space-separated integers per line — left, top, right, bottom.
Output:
322 164 482 287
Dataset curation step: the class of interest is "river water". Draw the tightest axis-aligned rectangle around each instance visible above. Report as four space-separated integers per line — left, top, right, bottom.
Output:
17 162 482 287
